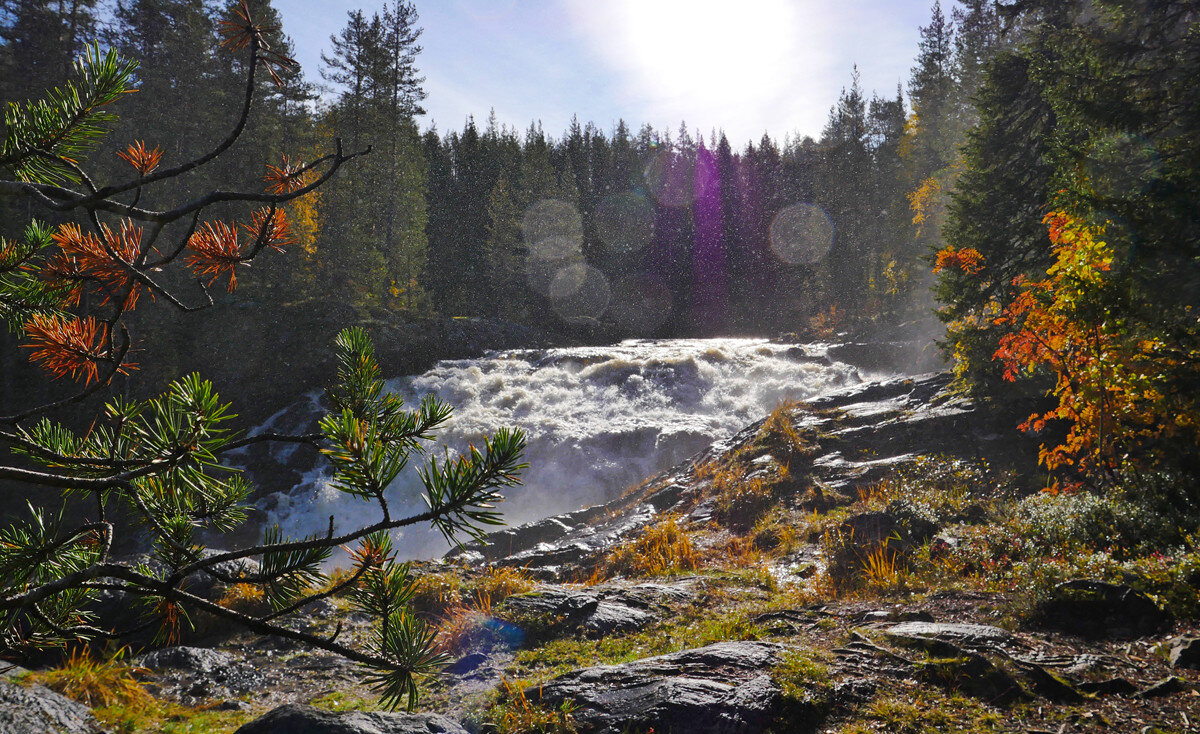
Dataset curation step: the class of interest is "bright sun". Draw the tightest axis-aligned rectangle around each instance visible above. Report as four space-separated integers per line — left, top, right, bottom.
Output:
595 0 801 105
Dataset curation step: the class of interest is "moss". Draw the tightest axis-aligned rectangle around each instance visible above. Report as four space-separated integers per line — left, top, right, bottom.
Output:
844 687 1003 733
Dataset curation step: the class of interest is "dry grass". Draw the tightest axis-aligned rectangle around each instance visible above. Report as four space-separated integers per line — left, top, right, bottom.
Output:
410 571 463 617
718 534 767 566
35 647 152 708
490 678 578 733
593 516 701 581
475 566 535 605
217 582 268 614
715 474 776 531
822 527 912 595
436 590 495 656
760 398 803 443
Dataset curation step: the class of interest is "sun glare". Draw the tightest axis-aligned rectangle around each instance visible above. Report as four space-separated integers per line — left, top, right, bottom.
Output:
617 0 798 100
567 0 820 141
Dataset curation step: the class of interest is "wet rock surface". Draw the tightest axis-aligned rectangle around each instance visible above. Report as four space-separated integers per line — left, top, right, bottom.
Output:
499 581 695 636
529 641 800 734
453 372 1032 577
233 703 468 734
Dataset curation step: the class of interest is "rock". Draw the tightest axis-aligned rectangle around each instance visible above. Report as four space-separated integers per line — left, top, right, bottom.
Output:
583 601 654 635
499 582 692 639
883 622 1016 653
857 608 934 624
139 646 235 674
530 641 811 734
915 651 1028 705
1077 678 1138 696
1035 580 1171 638
445 653 488 676
1136 676 1189 698
0 677 104 734
500 587 599 623
1167 635 1200 669
234 703 468 734
1013 661 1084 703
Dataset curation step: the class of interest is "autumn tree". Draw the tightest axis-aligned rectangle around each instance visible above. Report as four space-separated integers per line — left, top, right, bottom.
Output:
936 0 1200 497
0 8 525 710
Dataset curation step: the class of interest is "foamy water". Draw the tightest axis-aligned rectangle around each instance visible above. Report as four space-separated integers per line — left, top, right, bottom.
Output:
265 338 863 558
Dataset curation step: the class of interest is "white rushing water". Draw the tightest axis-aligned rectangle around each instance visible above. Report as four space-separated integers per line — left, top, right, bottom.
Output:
266 338 863 558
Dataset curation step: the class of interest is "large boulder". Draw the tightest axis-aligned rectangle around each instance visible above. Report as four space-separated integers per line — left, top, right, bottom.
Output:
498 581 694 639
0 672 104 734
234 703 467 734
139 646 235 674
529 641 820 734
1034 580 1171 638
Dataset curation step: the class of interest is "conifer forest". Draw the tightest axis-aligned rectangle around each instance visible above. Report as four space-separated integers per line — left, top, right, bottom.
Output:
2 2 1199 732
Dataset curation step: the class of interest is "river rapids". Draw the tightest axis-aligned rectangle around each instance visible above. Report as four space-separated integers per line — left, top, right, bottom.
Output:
263 338 866 558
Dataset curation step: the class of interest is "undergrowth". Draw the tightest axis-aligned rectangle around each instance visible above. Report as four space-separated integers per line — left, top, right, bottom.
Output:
592 516 700 580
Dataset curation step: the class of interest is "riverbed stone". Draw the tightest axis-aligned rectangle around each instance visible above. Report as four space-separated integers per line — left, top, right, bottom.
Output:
234 703 468 734
0 676 104 734
140 645 235 673
529 641 812 734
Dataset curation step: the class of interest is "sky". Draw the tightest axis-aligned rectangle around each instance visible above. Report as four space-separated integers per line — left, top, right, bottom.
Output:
275 0 938 148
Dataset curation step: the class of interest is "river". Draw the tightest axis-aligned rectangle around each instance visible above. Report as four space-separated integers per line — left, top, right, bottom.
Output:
263 338 865 558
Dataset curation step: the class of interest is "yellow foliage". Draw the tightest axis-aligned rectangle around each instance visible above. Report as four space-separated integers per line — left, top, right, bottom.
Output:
35 647 151 708
476 566 535 605
594 517 700 580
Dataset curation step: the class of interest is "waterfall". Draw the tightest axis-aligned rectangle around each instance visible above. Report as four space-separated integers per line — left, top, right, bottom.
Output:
262 338 861 559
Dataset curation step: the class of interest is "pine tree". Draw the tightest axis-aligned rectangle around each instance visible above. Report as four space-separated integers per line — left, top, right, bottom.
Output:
0 23 525 710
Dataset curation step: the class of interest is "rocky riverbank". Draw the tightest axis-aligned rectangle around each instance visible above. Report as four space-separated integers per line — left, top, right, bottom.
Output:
5 371 1198 733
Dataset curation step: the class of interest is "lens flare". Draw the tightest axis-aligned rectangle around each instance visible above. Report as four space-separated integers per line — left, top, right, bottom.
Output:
769 203 834 265
597 192 656 255
522 198 583 249
524 200 585 295
550 263 611 323
607 273 673 333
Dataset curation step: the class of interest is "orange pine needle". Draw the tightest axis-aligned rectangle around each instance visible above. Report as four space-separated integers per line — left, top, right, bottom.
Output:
218 0 297 87
264 156 305 194
45 221 144 309
116 141 163 175
243 207 295 252
22 314 133 384
185 221 243 291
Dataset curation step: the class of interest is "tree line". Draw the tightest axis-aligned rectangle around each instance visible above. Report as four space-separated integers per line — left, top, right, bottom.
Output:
2 0 1007 341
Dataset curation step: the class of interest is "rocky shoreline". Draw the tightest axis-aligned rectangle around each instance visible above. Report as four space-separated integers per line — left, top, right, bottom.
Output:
4 370 1198 733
